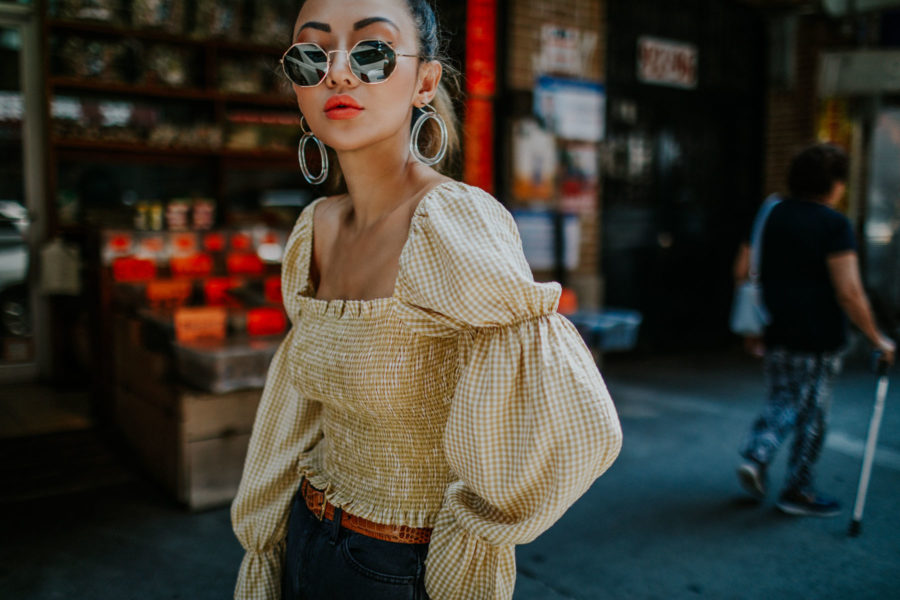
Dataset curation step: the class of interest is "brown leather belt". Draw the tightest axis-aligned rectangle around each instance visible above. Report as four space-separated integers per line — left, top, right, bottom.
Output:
301 479 432 545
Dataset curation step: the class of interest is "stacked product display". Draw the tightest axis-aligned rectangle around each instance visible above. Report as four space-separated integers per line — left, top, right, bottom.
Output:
103 223 289 393
103 216 292 510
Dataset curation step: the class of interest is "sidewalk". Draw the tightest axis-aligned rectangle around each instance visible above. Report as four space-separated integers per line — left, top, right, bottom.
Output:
2 349 898 599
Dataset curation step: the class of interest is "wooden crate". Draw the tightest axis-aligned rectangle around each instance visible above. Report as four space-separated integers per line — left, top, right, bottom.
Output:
112 313 262 510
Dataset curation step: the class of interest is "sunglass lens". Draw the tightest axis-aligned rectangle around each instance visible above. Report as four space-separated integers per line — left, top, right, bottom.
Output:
349 40 396 83
283 44 329 86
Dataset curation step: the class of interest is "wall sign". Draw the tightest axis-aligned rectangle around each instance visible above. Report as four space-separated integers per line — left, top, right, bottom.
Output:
637 36 698 89
537 25 599 78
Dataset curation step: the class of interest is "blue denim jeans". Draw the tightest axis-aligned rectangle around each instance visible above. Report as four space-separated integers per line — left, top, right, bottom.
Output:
281 483 431 600
740 347 842 494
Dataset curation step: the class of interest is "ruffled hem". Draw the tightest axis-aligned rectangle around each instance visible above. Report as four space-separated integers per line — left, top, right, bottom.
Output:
295 293 395 320
297 463 441 529
234 542 285 600
424 505 516 600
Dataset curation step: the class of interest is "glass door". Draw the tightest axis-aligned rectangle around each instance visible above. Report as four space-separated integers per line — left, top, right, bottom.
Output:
864 107 900 319
0 2 44 381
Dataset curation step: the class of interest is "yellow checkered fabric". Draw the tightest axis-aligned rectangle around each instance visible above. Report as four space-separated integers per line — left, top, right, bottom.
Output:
231 181 622 599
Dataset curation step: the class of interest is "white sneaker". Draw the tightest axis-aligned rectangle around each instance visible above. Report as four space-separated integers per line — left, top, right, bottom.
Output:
737 461 767 500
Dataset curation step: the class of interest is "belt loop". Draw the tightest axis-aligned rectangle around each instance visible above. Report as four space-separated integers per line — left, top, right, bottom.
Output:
329 507 343 546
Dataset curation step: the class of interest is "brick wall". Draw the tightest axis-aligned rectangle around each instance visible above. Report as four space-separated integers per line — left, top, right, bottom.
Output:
763 16 841 196
507 0 606 307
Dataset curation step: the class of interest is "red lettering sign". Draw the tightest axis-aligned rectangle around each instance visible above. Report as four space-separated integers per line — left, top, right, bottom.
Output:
637 37 698 89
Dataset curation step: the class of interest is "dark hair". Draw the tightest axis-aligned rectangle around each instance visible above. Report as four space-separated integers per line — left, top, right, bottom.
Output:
787 143 849 201
293 0 460 191
403 0 460 170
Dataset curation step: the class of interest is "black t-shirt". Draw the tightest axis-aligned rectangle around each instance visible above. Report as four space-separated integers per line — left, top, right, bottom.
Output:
760 198 857 352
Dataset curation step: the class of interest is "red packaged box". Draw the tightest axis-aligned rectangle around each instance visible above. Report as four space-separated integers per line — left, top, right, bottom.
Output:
112 256 157 282
170 253 213 278
204 277 241 306
246 307 287 337
146 278 193 308
226 252 264 276
230 232 253 251
203 232 226 252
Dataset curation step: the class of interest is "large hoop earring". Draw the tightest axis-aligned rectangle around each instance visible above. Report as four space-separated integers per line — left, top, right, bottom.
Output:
410 104 448 167
298 116 329 185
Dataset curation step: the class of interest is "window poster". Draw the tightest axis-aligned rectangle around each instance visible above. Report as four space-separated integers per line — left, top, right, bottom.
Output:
512 209 581 271
534 76 606 142
511 118 557 201
560 143 599 215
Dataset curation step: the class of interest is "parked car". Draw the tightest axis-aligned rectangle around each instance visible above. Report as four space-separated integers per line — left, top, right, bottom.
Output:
0 200 30 337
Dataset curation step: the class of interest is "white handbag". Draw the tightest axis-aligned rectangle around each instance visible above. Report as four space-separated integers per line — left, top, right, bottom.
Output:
730 195 781 336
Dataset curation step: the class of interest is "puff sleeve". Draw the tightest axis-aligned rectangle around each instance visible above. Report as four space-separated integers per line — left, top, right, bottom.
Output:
396 184 623 600
231 204 324 599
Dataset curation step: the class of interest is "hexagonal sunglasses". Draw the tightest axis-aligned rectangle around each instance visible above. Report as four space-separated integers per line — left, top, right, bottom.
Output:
280 40 420 87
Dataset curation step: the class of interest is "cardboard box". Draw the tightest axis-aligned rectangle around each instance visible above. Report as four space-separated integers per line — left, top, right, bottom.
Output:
112 313 262 510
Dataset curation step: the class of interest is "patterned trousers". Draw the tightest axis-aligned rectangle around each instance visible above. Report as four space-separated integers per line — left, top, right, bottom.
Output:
740 348 842 494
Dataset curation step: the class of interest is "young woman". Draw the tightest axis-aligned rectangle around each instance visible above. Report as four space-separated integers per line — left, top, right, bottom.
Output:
231 1 622 598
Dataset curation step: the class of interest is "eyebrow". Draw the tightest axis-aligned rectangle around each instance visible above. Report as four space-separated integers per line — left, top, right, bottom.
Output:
297 21 330 34
353 17 399 31
295 16 399 38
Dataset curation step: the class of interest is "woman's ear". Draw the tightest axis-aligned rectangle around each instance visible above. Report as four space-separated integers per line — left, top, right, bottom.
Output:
414 60 442 107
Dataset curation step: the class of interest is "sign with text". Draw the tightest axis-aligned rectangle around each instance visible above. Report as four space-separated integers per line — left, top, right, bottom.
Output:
637 36 698 89
174 306 227 343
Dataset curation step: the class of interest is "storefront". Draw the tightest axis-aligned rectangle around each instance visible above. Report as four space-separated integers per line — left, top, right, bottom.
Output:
4 0 776 504
1 0 470 508
819 51 900 327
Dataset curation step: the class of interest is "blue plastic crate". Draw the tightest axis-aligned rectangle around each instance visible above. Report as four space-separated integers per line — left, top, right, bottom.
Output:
568 308 642 352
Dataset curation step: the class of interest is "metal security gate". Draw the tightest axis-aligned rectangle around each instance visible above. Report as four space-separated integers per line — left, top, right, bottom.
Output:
0 1 47 382
602 0 766 351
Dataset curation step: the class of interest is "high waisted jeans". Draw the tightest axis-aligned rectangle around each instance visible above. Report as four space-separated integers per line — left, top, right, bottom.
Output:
281 483 431 600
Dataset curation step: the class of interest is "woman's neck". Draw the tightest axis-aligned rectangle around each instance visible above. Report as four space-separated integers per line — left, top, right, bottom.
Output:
335 135 432 230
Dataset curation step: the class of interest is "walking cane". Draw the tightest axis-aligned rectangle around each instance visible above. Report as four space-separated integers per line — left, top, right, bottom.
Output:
848 357 891 537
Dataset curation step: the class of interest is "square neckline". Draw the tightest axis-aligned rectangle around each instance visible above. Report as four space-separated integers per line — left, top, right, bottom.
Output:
298 180 460 310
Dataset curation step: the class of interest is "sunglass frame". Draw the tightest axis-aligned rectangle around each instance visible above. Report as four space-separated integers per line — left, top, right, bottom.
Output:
280 40 420 87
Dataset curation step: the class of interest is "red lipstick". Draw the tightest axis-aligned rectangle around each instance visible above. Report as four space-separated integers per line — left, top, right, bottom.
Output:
324 95 363 120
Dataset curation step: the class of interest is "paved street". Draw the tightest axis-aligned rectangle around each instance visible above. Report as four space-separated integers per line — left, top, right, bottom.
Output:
2 351 899 599
516 352 900 600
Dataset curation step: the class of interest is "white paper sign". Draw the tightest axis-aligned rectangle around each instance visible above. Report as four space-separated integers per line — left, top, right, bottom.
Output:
637 36 698 89
512 209 581 271
534 77 606 142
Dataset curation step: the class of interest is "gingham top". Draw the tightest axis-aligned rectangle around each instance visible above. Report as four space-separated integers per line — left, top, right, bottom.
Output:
231 181 622 600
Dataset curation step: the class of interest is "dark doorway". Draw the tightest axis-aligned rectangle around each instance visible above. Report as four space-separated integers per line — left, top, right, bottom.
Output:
603 0 766 351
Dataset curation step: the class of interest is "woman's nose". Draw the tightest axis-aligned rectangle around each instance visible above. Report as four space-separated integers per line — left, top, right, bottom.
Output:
326 50 357 87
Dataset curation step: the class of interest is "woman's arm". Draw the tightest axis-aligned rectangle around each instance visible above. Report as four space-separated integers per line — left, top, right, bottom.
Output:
827 251 896 364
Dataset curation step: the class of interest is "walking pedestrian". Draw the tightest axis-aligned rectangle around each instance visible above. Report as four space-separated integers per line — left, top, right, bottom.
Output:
736 143 895 516
230 1 623 598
